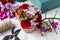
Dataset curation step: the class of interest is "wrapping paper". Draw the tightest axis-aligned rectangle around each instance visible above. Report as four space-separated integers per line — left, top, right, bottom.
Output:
0 19 14 33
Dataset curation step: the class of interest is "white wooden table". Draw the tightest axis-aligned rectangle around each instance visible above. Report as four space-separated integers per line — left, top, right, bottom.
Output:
0 1 60 40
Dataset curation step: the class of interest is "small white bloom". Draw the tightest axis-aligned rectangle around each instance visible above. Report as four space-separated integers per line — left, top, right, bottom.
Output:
29 7 36 13
26 11 34 15
26 7 36 16
30 20 38 26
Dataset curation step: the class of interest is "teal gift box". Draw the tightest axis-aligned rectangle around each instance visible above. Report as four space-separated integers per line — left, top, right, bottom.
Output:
30 0 60 13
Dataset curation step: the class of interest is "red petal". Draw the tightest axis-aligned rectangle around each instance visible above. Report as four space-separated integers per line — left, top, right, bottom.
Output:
19 6 24 10
1 0 14 5
1 0 7 5
19 4 29 10
35 12 42 25
12 12 15 16
21 19 31 29
8 0 14 4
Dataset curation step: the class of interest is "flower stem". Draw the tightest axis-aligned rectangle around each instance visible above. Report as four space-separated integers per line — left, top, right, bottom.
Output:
54 29 57 34
45 8 48 19
43 18 60 21
45 13 46 18
43 21 50 27
52 10 58 21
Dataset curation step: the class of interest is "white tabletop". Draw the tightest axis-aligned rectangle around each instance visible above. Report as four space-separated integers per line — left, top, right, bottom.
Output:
0 1 60 40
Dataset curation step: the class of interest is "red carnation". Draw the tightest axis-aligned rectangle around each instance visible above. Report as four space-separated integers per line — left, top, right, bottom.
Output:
19 4 29 10
12 11 15 16
8 0 14 4
19 6 24 10
1 0 14 5
35 12 42 25
16 8 24 15
21 19 31 29
1 0 8 5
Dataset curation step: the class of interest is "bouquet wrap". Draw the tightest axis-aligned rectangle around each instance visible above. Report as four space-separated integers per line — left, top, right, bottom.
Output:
0 19 14 33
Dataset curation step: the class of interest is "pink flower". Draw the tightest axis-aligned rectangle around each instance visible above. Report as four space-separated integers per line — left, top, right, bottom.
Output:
51 21 58 29
40 31 44 36
0 2 15 20
40 25 46 31
49 29 52 32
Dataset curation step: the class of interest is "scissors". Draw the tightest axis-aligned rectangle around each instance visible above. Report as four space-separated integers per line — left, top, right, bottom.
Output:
2 26 21 40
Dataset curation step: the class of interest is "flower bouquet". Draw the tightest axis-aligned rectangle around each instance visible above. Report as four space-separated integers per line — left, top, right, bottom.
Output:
12 3 60 36
0 2 19 20
13 3 42 33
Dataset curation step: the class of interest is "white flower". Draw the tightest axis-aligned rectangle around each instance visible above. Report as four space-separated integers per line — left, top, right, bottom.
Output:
26 11 34 15
30 20 38 26
5 3 12 10
29 7 36 13
26 7 36 15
